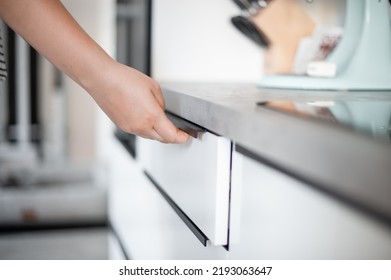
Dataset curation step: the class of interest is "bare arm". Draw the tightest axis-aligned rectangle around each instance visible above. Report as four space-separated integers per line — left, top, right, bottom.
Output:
0 0 189 143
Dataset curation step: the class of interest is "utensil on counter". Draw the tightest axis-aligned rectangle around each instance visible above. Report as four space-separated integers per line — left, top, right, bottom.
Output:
232 0 268 15
231 15 270 47
230 0 270 47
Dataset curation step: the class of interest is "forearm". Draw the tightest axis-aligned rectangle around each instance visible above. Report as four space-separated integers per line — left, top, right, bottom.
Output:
0 0 113 91
0 0 189 144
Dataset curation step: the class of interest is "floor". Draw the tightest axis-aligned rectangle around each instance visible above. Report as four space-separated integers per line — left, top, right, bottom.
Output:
0 227 117 260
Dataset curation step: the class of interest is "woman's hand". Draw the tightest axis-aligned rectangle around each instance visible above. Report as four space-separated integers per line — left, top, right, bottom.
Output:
87 61 189 144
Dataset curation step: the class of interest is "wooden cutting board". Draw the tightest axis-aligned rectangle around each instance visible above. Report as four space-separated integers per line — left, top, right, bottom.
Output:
251 0 316 74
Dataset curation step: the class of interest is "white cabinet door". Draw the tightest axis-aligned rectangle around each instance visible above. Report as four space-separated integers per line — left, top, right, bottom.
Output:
109 139 227 259
138 130 231 246
229 150 391 259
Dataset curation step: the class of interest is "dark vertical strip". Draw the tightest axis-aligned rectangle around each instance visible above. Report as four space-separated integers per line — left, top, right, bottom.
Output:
29 46 40 143
125 17 132 67
223 141 234 251
146 0 152 76
29 47 38 125
6 28 16 142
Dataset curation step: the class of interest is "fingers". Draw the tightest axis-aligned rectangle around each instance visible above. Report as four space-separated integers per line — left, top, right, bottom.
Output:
148 83 189 144
153 114 190 144
144 129 165 143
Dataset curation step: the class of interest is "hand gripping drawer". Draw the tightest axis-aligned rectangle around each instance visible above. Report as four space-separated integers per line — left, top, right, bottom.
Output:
137 114 231 246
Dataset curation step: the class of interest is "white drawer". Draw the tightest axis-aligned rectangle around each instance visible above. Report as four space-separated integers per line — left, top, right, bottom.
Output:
229 149 391 259
109 137 227 259
137 116 231 246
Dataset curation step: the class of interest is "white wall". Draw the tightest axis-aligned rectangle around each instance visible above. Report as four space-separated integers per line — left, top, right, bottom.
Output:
152 0 264 82
61 0 116 163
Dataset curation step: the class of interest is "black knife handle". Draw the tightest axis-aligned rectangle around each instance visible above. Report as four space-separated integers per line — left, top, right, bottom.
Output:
231 16 270 48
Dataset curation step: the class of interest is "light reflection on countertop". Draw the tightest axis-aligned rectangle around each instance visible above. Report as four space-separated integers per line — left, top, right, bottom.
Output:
261 99 391 142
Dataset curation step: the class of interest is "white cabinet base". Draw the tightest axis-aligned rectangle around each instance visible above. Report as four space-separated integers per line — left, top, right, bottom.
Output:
229 151 391 259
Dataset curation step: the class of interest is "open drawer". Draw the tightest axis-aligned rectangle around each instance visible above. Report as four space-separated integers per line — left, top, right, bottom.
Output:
137 113 231 246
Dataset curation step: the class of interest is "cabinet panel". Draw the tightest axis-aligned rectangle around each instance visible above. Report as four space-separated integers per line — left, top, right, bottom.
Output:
109 139 227 259
137 130 231 246
229 151 391 259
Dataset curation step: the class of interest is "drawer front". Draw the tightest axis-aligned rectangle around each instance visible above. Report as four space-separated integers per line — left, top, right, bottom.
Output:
110 137 227 259
229 150 391 259
138 129 231 246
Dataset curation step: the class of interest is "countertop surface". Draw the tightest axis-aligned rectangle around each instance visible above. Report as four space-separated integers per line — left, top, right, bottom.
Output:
161 82 391 225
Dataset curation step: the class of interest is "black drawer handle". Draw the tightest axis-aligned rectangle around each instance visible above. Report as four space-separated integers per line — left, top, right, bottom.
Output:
166 112 206 139
144 171 209 247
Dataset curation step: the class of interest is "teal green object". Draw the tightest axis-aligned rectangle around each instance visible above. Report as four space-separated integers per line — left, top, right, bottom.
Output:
258 0 391 91
331 101 391 141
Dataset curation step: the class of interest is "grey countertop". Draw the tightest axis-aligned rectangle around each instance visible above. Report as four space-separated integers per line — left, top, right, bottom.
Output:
162 82 391 225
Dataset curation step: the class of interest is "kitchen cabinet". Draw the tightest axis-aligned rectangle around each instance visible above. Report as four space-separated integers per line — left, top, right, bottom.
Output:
109 83 391 259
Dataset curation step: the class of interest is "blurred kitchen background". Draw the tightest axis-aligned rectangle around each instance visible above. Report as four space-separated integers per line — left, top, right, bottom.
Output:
0 0 368 259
